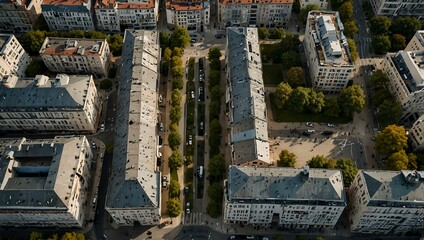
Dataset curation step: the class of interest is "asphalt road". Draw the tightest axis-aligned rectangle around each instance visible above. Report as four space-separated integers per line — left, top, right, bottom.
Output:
174 226 227 240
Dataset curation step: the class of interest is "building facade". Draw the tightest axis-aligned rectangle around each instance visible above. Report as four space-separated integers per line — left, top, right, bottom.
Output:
304 11 355 94
0 74 101 133
39 37 110 78
218 0 292 29
94 0 158 32
41 0 95 31
0 0 43 32
405 30 424 51
0 136 93 228
166 0 209 32
0 34 30 79
300 0 328 9
105 30 161 226
224 166 346 229
369 0 424 19
226 27 270 166
349 170 424 234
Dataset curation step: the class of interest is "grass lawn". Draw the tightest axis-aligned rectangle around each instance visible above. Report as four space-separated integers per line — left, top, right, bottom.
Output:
263 64 283 85
270 93 352 123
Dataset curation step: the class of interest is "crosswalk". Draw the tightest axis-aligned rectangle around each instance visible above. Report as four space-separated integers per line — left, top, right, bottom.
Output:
184 212 205 225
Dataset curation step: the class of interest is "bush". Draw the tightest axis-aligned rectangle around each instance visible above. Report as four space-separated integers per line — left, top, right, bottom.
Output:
169 179 180 198
99 79 113 90
25 59 47 77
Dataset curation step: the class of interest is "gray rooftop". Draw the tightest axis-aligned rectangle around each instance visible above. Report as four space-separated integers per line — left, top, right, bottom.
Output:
0 136 92 210
226 27 269 166
391 50 424 93
228 166 345 204
39 37 107 56
361 170 424 207
106 30 160 209
0 74 91 111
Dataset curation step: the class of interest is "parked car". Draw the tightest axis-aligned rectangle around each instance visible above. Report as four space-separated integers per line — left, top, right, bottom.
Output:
307 129 315 134
184 187 189 195
306 122 314 127
327 123 335 128
322 131 334 136
188 135 193 145
186 202 190 214
162 176 168 188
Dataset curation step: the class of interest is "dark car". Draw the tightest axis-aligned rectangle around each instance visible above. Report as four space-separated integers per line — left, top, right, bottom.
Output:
199 58 204 70
322 131 334 136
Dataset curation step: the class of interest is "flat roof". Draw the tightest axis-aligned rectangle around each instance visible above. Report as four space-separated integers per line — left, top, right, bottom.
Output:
0 74 91 111
219 0 292 4
42 0 89 6
307 11 354 67
95 0 155 9
228 166 345 204
390 51 424 93
227 27 269 165
39 37 107 56
106 30 161 209
0 136 92 209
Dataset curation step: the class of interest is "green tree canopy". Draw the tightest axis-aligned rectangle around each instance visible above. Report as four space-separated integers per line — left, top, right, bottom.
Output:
171 56 183 68
170 105 182 123
376 99 402 127
298 4 320 24
60 232 85 240
336 158 358 186
159 31 170 48
19 30 46 55
277 149 296 167
208 69 221 88
343 20 358 39
206 201 221 218
169 151 184 170
391 33 406 51
286 67 305 87
25 59 48 77
307 89 325 113
323 97 340 118
169 179 180 198
106 34 123 55
210 85 222 103
208 47 222 60
372 35 391 54
274 82 293 109
386 150 409 171
208 182 224 203
167 198 182 218
280 33 301 53
347 38 358 62
168 131 181 151
171 89 182 107
391 17 422 41
172 47 183 58
258 27 269 39
370 16 392 35
281 50 300 69
339 1 353 22
369 70 389 90
163 47 172 62
338 85 366 117
408 153 418 170
172 76 184 90
269 28 285 39
170 26 190 49
375 124 408 156
208 154 226 182
171 66 184 79
308 155 335 168
287 87 310 113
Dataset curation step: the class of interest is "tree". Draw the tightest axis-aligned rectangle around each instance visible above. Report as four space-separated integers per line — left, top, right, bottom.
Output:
159 31 170 48
391 17 422 41
308 155 335 168
209 119 222 156
408 153 418 170
171 66 184 78
30 232 43 240
338 85 365 117
277 149 296 167
339 1 353 22
287 87 310 113
292 0 300 13
33 14 49 31
169 151 184 170
206 201 221 218
347 38 358 62
372 35 391 54
208 154 226 182
208 47 222 60
376 99 402 127
167 198 182 218
163 47 172 62
169 123 178 132
171 89 182 107
336 158 358 186
172 76 184 90
269 28 285 39
375 125 408 156
281 50 300 69
323 97 340 118
67 30 85 38
209 100 220 120
169 179 180 198
208 182 224 203
298 4 320 24
19 30 46 55
280 33 301 53
170 105 182 123
168 131 181 151
370 16 392 35
171 56 183 68
373 88 393 107
258 27 269 39
99 79 113 90
369 70 389 90
210 85 222 103
307 89 325 113
172 47 183 58
286 67 305 87
85 30 107 39
170 26 190 49
343 20 358 39
107 34 123 55
274 82 293 109
60 232 85 240
386 150 409 171
391 34 406 51
208 69 221 88
25 59 47 77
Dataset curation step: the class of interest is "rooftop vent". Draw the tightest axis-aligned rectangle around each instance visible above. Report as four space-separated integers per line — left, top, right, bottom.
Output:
301 165 310 177
402 170 421 184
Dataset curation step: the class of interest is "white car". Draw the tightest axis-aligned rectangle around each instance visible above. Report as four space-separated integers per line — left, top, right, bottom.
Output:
327 123 335 128
306 122 314 127
188 135 193 145
307 129 315 134
92 142 97 149
186 202 190 214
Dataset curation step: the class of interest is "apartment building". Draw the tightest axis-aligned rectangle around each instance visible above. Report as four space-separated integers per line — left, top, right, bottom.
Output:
0 136 94 228
226 27 270 166
0 0 42 32
218 0 292 29
349 170 424 234
39 38 110 78
224 166 346 229
369 0 424 19
304 11 355 94
300 0 328 9
94 0 158 32
0 74 101 133
41 0 95 31
405 30 424 51
166 0 209 32
105 30 161 226
0 34 30 79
